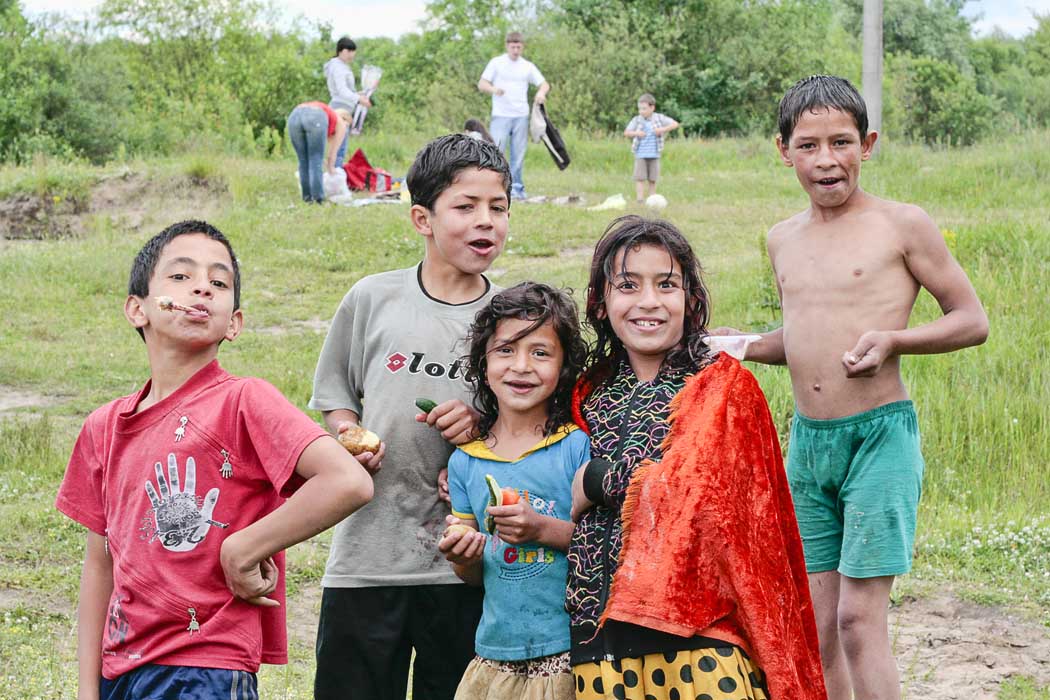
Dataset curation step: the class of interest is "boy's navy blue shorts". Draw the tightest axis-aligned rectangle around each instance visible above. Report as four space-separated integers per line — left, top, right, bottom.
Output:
101 664 258 700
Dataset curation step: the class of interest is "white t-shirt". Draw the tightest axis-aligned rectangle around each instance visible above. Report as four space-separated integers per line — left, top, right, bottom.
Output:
481 54 546 118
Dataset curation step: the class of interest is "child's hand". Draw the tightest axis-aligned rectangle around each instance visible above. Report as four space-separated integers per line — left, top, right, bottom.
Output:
571 464 594 522
336 421 385 474
219 536 280 607
488 502 543 544
843 330 895 378
437 468 451 504
416 400 480 445
438 515 485 565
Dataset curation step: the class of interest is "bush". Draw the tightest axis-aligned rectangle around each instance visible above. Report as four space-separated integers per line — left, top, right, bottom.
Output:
889 54 1001 145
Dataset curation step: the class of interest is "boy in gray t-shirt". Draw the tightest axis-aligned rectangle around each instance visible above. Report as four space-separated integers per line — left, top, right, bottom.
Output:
310 134 512 700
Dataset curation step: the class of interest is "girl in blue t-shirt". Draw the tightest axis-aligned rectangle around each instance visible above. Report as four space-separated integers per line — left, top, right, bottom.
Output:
438 281 590 700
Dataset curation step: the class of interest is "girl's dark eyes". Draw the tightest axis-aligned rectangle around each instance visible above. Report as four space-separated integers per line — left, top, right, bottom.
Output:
211 280 228 288
171 273 188 280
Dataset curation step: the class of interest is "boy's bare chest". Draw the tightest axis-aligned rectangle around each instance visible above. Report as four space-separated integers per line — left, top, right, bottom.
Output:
774 232 908 299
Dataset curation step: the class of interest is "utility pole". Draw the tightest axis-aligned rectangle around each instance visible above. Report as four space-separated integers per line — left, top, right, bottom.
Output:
862 0 883 153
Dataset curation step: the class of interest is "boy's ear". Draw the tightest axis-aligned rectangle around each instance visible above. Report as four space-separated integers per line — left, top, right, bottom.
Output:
224 308 244 343
410 204 433 238
775 134 793 167
125 295 149 331
860 130 879 160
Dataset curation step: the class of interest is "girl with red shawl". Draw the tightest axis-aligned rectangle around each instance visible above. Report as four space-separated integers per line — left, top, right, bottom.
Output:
567 216 826 700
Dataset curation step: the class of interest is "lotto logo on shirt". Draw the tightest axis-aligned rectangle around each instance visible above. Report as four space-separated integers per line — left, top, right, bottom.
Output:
385 351 464 380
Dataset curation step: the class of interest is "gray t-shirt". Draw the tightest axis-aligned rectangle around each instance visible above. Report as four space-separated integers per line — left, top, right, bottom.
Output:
309 265 498 587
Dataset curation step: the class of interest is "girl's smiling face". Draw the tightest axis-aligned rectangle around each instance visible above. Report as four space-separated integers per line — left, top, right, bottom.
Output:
484 318 564 419
601 243 686 381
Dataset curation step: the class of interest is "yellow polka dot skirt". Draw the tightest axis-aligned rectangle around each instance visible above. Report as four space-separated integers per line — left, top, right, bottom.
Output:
573 647 769 700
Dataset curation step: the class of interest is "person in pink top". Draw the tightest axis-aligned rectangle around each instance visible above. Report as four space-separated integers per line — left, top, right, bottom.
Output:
287 101 351 203
56 220 375 700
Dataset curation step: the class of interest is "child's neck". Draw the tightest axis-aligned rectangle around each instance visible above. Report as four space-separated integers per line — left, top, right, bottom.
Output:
487 408 549 461
809 186 870 223
419 255 488 305
627 352 666 383
138 345 218 413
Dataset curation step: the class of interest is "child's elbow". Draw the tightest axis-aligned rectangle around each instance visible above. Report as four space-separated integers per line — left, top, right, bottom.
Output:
972 312 990 346
335 467 374 514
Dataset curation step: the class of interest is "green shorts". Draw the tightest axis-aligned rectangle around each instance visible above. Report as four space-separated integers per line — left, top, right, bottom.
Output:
786 400 924 579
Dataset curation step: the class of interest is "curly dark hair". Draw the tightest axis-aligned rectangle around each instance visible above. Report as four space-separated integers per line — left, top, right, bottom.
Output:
583 215 711 386
465 282 588 441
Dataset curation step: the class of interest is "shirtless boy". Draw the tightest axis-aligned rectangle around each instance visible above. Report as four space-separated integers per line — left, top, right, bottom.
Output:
722 75 988 700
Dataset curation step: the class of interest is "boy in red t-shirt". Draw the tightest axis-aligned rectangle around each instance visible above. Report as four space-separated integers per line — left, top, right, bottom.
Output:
56 220 375 700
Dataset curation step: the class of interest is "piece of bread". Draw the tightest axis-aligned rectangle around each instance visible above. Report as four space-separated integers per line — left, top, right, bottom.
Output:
337 425 381 455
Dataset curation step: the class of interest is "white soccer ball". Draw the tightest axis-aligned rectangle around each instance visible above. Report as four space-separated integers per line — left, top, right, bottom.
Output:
645 194 668 210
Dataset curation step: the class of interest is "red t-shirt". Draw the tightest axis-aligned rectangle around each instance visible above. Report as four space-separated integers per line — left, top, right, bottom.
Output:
301 101 339 136
55 361 328 679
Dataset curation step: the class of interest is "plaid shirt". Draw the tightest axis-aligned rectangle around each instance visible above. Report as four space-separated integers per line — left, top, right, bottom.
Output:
626 112 673 154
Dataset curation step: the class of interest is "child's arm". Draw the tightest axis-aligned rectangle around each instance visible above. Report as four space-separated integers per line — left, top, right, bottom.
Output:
437 516 485 585
219 436 373 605
76 531 112 700
655 116 680 135
843 207 989 377
488 504 573 551
415 399 481 445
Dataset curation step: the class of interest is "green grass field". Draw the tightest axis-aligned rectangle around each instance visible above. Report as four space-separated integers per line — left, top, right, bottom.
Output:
0 131 1048 698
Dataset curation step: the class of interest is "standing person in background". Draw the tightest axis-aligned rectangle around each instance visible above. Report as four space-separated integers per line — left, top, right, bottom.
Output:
478 31 550 200
286 102 351 204
624 93 679 203
325 36 373 168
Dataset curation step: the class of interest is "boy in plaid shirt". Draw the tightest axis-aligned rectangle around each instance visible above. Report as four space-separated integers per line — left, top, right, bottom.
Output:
624 93 679 202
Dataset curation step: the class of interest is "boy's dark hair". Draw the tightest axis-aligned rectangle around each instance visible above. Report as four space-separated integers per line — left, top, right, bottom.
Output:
465 282 588 440
505 31 524 43
406 133 511 211
778 75 868 144
128 220 241 340
335 36 356 55
638 93 656 106
463 118 494 144
584 216 711 385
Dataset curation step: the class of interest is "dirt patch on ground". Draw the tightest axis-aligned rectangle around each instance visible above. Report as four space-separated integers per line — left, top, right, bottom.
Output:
248 318 331 337
0 387 64 416
0 170 228 240
892 594 1050 698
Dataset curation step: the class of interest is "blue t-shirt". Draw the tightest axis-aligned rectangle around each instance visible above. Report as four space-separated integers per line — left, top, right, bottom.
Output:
448 426 590 661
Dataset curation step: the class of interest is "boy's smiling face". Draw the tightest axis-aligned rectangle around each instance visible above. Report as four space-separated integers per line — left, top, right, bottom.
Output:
638 101 655 119
413 167 509 277
126 233 242 350
778 106 878 210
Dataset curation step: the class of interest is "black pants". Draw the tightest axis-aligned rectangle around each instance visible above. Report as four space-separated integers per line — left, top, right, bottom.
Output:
313 584 483 700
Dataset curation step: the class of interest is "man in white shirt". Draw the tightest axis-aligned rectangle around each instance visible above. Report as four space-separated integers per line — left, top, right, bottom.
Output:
478 32 550 200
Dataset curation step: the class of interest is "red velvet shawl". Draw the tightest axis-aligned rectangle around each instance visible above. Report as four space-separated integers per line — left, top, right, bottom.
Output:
599 354 826 700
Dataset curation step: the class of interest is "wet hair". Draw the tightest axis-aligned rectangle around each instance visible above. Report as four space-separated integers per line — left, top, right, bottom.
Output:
406 133 511 211
463 118 494 144
778 75 868 144
465 282 588 440
335 36 356 55
583 216 711 385
638 93 656 106
505 31 524 44
128 220 241 340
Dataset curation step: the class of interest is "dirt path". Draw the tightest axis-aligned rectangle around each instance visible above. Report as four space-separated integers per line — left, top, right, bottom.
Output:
285 588 1050 699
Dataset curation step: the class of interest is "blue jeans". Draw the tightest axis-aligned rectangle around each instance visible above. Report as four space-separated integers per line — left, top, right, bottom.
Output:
489 115 529 198
287 105 328 202
334 129 350 168
101 664 258 700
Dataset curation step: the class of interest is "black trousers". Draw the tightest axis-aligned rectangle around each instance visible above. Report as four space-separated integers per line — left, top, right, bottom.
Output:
313 584 483 700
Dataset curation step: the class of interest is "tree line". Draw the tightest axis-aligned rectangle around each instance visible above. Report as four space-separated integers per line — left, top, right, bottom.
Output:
2 0 1048 164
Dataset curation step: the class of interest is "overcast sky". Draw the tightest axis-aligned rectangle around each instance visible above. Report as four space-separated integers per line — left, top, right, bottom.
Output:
19 0 1050 40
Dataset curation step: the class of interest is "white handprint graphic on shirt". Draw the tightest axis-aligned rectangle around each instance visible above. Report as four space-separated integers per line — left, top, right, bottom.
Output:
142 453 228 551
